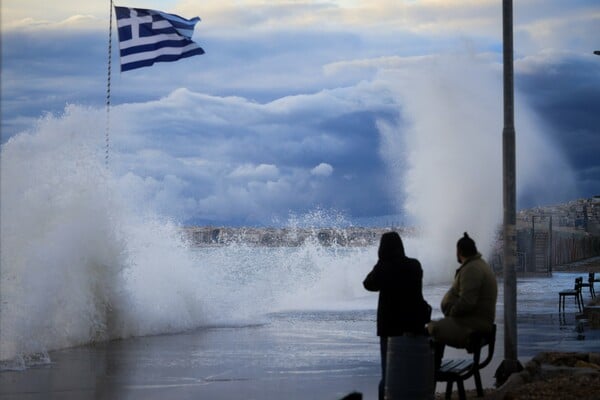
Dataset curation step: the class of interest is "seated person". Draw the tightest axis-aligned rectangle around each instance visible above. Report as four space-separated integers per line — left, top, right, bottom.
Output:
428 232 497 357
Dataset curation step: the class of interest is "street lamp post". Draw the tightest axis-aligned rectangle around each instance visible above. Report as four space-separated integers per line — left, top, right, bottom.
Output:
495 0 523 385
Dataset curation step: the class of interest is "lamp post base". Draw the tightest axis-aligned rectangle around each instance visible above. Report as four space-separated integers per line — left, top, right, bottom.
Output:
495 359 524 387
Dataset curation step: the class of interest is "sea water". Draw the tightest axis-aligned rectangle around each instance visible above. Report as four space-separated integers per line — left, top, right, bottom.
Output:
1 256 595 400
0 222 442 371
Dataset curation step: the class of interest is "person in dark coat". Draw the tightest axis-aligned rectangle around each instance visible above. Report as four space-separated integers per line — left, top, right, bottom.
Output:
363 231 431 400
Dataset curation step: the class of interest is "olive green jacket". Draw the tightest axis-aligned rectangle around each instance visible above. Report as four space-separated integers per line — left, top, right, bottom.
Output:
440 253 497 332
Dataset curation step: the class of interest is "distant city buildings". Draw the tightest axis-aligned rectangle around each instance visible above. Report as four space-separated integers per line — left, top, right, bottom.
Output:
517 195 600 235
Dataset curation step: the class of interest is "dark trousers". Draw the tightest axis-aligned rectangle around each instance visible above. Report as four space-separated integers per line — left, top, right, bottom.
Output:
433 341 445 371
379 337 387 400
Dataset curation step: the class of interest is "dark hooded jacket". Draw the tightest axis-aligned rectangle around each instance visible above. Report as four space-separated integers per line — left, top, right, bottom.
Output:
363 232 431 336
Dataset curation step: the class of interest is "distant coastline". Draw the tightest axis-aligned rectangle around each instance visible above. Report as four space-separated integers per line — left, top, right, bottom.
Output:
182 196 600 247
181 197 600 275
181 226 411 247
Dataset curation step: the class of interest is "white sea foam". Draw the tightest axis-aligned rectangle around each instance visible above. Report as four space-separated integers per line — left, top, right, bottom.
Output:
0 106 213 364
0 106 377 367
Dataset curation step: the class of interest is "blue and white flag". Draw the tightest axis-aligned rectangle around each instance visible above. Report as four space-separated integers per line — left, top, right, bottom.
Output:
115 6 204 72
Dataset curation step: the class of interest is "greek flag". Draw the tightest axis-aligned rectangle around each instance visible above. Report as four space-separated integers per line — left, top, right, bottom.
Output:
115 6 205 72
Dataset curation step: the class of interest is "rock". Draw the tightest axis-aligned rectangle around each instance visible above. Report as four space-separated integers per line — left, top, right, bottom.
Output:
590 352 600 365
574 360 600 370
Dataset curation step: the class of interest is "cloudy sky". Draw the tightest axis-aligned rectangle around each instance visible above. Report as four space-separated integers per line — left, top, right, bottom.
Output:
1 0 599 227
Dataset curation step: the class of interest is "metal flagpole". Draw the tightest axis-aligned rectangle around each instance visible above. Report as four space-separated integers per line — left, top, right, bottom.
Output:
105 0 114 167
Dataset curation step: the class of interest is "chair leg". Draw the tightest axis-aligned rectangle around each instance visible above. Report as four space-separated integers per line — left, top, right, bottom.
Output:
558 295 562 313
457 379 466 400
474 369 484 397
559 295 563 313
445 381 453 400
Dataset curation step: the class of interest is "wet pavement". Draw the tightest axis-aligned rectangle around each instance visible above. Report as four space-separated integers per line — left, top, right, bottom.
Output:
2 271 600 400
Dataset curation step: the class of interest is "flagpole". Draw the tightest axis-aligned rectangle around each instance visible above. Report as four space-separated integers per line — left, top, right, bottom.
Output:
105 0 114 167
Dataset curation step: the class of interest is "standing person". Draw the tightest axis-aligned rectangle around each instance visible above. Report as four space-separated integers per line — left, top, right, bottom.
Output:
427 232 497 365
363 231 431 400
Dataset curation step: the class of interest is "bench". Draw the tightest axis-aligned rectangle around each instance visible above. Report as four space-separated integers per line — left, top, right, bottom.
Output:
558 277 584 313
435 324 496 400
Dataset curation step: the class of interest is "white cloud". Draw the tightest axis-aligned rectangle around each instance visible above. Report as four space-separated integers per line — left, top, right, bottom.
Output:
229 164 280 180
311 163 334 177
515 6 600 55
179 0 501 37
1 0 180 28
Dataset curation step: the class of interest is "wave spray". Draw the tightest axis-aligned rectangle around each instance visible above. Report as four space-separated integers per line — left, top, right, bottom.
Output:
377 55 575 282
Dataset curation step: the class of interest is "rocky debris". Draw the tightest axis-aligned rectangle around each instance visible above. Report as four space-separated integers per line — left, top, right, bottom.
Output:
489 352 600 400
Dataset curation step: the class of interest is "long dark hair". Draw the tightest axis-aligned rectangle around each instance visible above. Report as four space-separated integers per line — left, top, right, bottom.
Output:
378 231 405 261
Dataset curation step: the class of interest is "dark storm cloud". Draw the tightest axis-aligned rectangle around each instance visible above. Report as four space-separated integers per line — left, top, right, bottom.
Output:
103 86 400 225
516 53 600 196
1 31 108 137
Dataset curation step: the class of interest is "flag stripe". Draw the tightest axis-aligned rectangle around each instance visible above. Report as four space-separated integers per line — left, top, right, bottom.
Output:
156 12 200 37
119 32 188 50
120 39 193 57
121 48 205 72
156 11 200 27
121 43 202 64
115 17 195 34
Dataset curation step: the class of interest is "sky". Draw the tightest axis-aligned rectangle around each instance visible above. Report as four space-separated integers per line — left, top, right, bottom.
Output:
1 0 599 227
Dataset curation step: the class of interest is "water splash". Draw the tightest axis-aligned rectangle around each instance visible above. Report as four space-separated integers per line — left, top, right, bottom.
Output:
377 54 576 283
0 108 378 366
0 106 212 363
